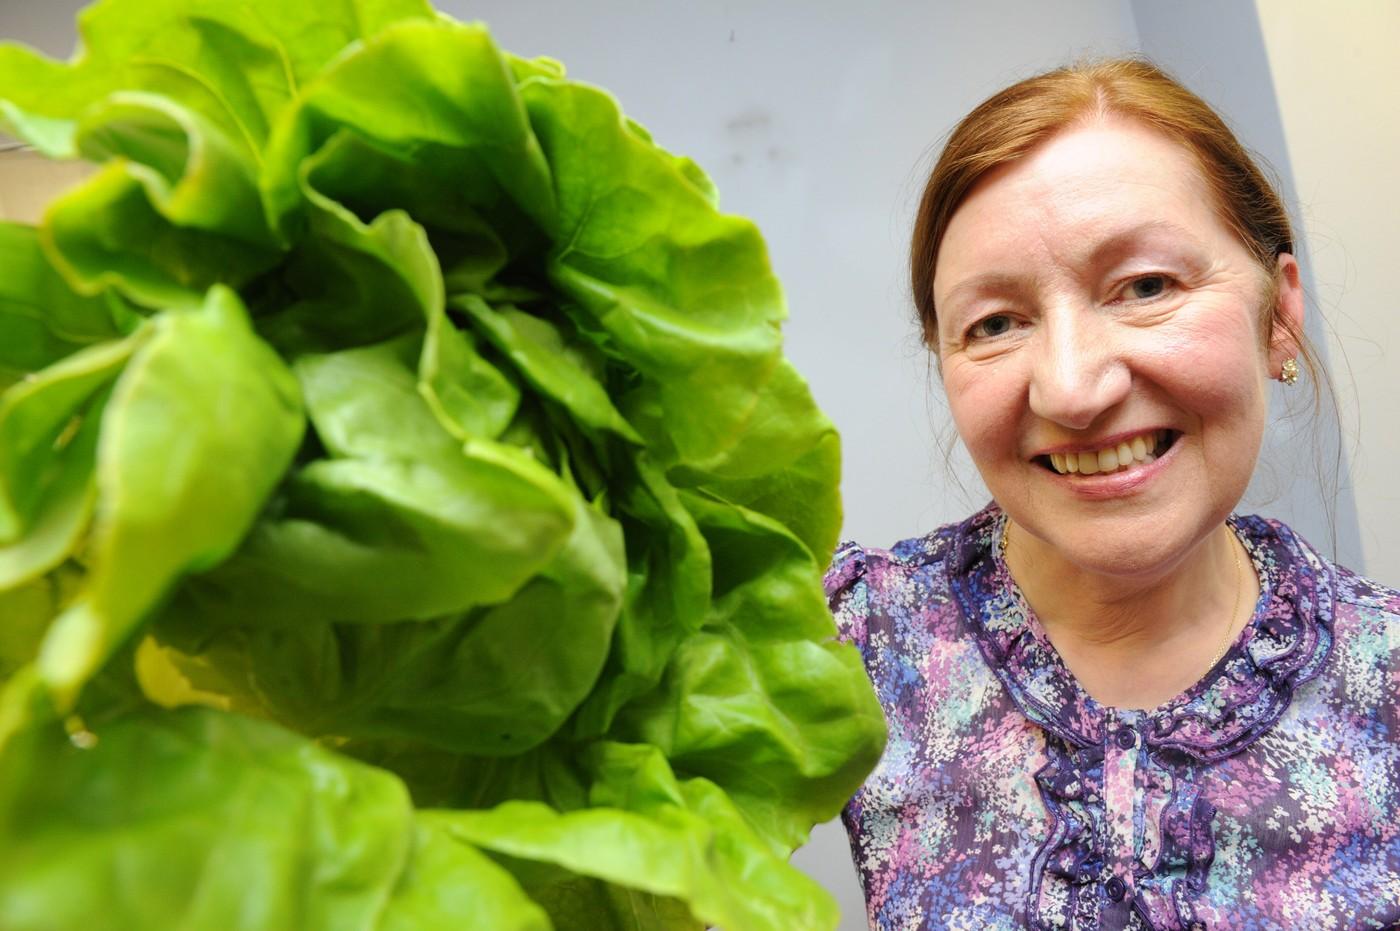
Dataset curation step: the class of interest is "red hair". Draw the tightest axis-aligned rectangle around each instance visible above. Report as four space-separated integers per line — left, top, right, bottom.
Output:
911 58 1303 369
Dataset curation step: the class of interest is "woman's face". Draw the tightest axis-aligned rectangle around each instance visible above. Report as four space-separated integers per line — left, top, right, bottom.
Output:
933 118 1302 580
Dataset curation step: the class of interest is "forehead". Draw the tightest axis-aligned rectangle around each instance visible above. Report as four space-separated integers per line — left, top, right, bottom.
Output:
933 119 1230 297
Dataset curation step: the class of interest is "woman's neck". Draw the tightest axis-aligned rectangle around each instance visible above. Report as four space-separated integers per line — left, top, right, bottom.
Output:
1001 520 1258 710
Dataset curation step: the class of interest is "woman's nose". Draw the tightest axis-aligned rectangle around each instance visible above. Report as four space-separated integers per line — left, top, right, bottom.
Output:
1027 311 1131 430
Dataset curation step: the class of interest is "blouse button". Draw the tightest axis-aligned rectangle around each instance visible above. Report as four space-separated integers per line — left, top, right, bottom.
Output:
1114 727 1137 750
1105 876 1127 902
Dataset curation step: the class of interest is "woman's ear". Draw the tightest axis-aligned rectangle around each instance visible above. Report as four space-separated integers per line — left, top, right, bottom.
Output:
1269 252 1305 376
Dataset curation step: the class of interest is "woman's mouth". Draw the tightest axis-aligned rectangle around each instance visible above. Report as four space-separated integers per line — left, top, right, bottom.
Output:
1036 429 1178 476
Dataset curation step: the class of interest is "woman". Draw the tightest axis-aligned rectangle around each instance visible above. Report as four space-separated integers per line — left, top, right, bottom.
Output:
826 59 1400 930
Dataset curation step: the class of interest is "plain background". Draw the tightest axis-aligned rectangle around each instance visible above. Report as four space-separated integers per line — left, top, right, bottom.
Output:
2 2 1396 927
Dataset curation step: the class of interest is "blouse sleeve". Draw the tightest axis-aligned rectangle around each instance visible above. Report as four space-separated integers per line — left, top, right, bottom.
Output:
823 540 870 654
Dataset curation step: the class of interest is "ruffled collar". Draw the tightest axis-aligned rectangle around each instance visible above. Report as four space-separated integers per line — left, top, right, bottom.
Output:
947 502 1336 761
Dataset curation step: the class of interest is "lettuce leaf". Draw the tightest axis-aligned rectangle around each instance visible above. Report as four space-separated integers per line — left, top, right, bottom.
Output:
0 704 550 931
0 4 885 929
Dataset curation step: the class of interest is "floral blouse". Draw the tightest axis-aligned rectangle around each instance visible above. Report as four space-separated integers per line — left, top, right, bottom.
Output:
825 503 1400 930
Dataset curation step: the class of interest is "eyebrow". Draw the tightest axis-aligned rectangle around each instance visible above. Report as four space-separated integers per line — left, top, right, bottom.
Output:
1085 218 1208 266
938 218 1209 313
940 272 1026 313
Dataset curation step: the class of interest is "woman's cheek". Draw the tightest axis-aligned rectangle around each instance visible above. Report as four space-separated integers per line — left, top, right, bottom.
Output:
944 363 1028 470
1144 312 1268 407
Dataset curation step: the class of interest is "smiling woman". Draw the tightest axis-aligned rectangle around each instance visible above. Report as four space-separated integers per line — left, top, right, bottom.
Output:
828 59 1400 930
937 120 1295 688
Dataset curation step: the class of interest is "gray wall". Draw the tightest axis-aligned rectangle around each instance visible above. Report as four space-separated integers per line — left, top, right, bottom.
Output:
419 5 1385 926
424 4 1143 926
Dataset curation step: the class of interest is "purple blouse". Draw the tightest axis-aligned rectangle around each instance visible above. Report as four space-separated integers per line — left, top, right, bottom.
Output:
825 503 1400 930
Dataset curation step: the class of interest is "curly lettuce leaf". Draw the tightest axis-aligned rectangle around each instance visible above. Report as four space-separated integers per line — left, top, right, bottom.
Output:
0 334 138 544
0 705 550 931
0 0 435 157
0 223 138 388
439 742 839 931
0 5 886 929
164 329 584 624
261 20 555 244
36 287 303 708
612 493 885 852
153 485 625 756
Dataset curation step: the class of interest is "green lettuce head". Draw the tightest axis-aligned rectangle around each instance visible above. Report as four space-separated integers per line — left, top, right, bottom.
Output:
0 2 886 928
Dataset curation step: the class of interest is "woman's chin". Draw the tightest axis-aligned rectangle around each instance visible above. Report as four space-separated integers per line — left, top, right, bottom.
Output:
1006 514 1211 584
998 441 1248 582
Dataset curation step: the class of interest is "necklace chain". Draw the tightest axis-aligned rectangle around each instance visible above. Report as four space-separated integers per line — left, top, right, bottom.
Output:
998 521 1244 674
1211 531 1243 670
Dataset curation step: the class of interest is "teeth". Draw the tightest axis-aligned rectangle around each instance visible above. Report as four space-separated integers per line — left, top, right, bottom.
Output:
1047 430 1169 476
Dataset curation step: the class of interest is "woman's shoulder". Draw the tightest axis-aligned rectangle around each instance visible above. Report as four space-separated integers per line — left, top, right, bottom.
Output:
1241 513 1400 620
823 518 968 599
823 506 995 651
1327 563 1400 681
1240 514 1400 684
1332 561 1400 616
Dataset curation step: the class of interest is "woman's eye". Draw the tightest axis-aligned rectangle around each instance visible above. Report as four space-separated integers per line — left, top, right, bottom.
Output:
968 314 1014 340
1123 274 1171 300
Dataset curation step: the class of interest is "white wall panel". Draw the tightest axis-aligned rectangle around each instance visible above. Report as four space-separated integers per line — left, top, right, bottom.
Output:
1253 0 1400 586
